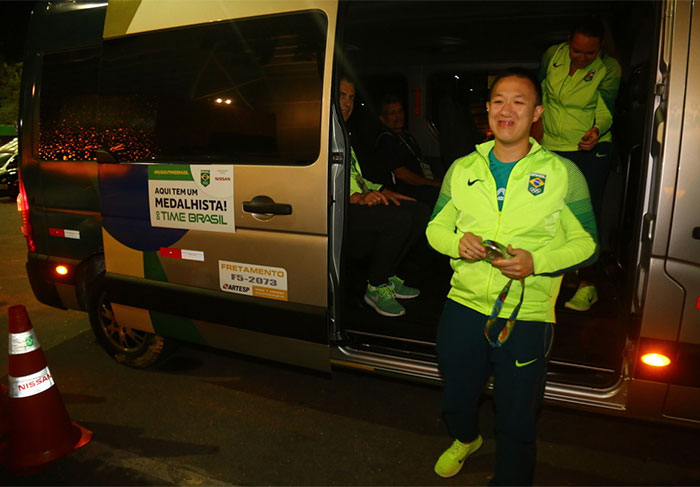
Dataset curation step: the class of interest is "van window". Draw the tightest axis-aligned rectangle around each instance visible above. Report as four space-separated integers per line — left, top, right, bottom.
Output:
37 47 100 161
427 71 494 142
97 11 327 165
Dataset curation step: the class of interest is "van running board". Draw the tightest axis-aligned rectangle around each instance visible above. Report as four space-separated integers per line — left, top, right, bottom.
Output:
338 330 625 392
332 345 628 411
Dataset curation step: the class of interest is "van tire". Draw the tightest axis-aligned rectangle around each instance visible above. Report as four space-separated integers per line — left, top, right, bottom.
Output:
88 275 171 368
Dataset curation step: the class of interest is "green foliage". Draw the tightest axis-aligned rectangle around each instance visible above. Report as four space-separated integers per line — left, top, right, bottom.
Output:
0 62 22 125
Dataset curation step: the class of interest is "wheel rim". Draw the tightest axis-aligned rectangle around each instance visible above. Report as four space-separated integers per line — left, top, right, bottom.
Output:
97 292 149 353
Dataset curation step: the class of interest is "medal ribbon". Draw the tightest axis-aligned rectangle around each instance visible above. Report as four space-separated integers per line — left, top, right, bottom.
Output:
483 278 525 348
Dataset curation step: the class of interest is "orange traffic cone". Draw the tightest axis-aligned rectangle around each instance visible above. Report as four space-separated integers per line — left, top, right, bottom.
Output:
3 305 92 473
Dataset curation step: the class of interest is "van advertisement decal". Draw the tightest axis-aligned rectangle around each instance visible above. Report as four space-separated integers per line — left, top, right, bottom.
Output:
148 165 234 233
219 260 288 302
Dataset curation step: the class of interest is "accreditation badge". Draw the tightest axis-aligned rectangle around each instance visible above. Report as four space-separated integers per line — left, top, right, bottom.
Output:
528 173 546 196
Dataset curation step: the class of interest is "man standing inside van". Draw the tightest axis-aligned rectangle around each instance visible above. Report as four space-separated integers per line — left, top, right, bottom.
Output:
339 76 429 318
539 17 621 311
427 69 597 485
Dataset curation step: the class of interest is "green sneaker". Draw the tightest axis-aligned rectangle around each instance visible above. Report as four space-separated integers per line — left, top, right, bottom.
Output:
364 283 405 317
564 285 598 311
388 275 420 299
434 436 483 478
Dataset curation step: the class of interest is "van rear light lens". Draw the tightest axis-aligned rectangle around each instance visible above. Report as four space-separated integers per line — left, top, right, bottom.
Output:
55 265 69 276
641 353 671 367
17 173 36 252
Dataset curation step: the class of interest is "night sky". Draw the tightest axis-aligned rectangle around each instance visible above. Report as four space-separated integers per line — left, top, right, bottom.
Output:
0 1 34 64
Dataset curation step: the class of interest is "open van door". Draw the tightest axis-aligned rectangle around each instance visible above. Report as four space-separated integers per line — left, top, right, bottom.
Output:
94 0 338 371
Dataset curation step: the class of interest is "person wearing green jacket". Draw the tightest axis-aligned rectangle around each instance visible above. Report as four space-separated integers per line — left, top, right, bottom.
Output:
428 68 597 485
539 17 621 311
340 76 428 317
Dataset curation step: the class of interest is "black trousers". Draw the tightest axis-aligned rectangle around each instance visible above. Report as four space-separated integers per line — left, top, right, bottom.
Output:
555 142 611 282
346 200 430 286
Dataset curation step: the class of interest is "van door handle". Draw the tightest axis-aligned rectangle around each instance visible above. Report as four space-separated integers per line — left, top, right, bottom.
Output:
242 195 292 216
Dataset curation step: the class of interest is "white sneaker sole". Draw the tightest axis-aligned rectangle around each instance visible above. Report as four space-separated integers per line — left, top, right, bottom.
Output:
364 294 405 317
393 291 420 299
564 295 598 311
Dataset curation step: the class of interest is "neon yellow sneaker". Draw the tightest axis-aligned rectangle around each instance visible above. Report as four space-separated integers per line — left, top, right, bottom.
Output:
434 435 483 478
564 285 598 311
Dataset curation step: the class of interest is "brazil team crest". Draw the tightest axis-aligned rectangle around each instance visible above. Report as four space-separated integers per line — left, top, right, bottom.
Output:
528 173 546 196
200 169 210 187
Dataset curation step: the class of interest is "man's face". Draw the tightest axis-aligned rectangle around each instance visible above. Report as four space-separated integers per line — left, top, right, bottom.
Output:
380 102 405 133
339 80 355 122
486 75 543 147
568 32 602 71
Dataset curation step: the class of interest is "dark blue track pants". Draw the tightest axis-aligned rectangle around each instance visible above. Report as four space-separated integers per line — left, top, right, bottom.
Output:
554 142 610 281
436 299 554 486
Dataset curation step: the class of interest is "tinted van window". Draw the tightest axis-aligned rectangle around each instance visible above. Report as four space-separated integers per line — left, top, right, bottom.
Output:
97 11 327 165
38 47 100 161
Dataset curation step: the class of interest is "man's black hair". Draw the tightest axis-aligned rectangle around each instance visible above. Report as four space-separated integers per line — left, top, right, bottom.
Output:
489 67 542 106
570 16 605 40
339 74 355 86
379 94 403 111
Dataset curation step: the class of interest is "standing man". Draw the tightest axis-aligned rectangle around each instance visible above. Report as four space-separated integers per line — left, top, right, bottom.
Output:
427 68 597 485
339 76 429 318
539 17 621 311
374 95 441 205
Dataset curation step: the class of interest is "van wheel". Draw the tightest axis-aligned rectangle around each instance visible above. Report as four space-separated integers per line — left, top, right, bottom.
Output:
88 278 170 368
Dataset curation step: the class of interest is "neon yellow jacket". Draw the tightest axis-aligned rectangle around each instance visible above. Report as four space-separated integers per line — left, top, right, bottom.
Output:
426 139 597 323
350 147 382 195
539 42 622 151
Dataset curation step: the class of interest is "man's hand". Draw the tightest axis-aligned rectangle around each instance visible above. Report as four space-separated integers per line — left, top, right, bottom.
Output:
459 232 487 261
381 188 416 205
491 245 534 279
578 127 600 151
350 191 389 206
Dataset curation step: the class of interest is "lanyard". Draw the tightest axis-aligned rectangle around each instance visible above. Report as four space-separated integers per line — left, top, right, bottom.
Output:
483 278 525 348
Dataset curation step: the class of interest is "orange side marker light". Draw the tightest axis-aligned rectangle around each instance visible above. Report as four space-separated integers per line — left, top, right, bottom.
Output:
641 353 671 367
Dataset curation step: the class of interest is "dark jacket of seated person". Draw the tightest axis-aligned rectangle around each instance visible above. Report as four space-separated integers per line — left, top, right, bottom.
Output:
374 96 441 205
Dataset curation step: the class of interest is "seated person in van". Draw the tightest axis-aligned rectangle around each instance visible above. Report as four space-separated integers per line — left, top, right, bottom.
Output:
340 77 430 318
374 95 441 205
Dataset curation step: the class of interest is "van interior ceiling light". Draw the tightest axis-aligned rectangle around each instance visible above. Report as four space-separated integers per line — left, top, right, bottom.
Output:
641 353 671 367
55 265 69 276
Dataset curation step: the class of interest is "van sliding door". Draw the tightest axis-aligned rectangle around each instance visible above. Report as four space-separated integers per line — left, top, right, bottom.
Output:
96 0 339 371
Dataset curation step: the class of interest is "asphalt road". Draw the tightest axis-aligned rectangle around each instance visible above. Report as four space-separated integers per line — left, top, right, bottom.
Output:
1 197 699 486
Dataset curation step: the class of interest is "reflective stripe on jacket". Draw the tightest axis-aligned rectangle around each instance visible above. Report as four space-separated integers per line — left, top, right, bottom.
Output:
426 139 597 323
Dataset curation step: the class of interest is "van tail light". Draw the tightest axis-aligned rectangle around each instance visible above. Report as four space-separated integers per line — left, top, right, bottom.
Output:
17 173 36 252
